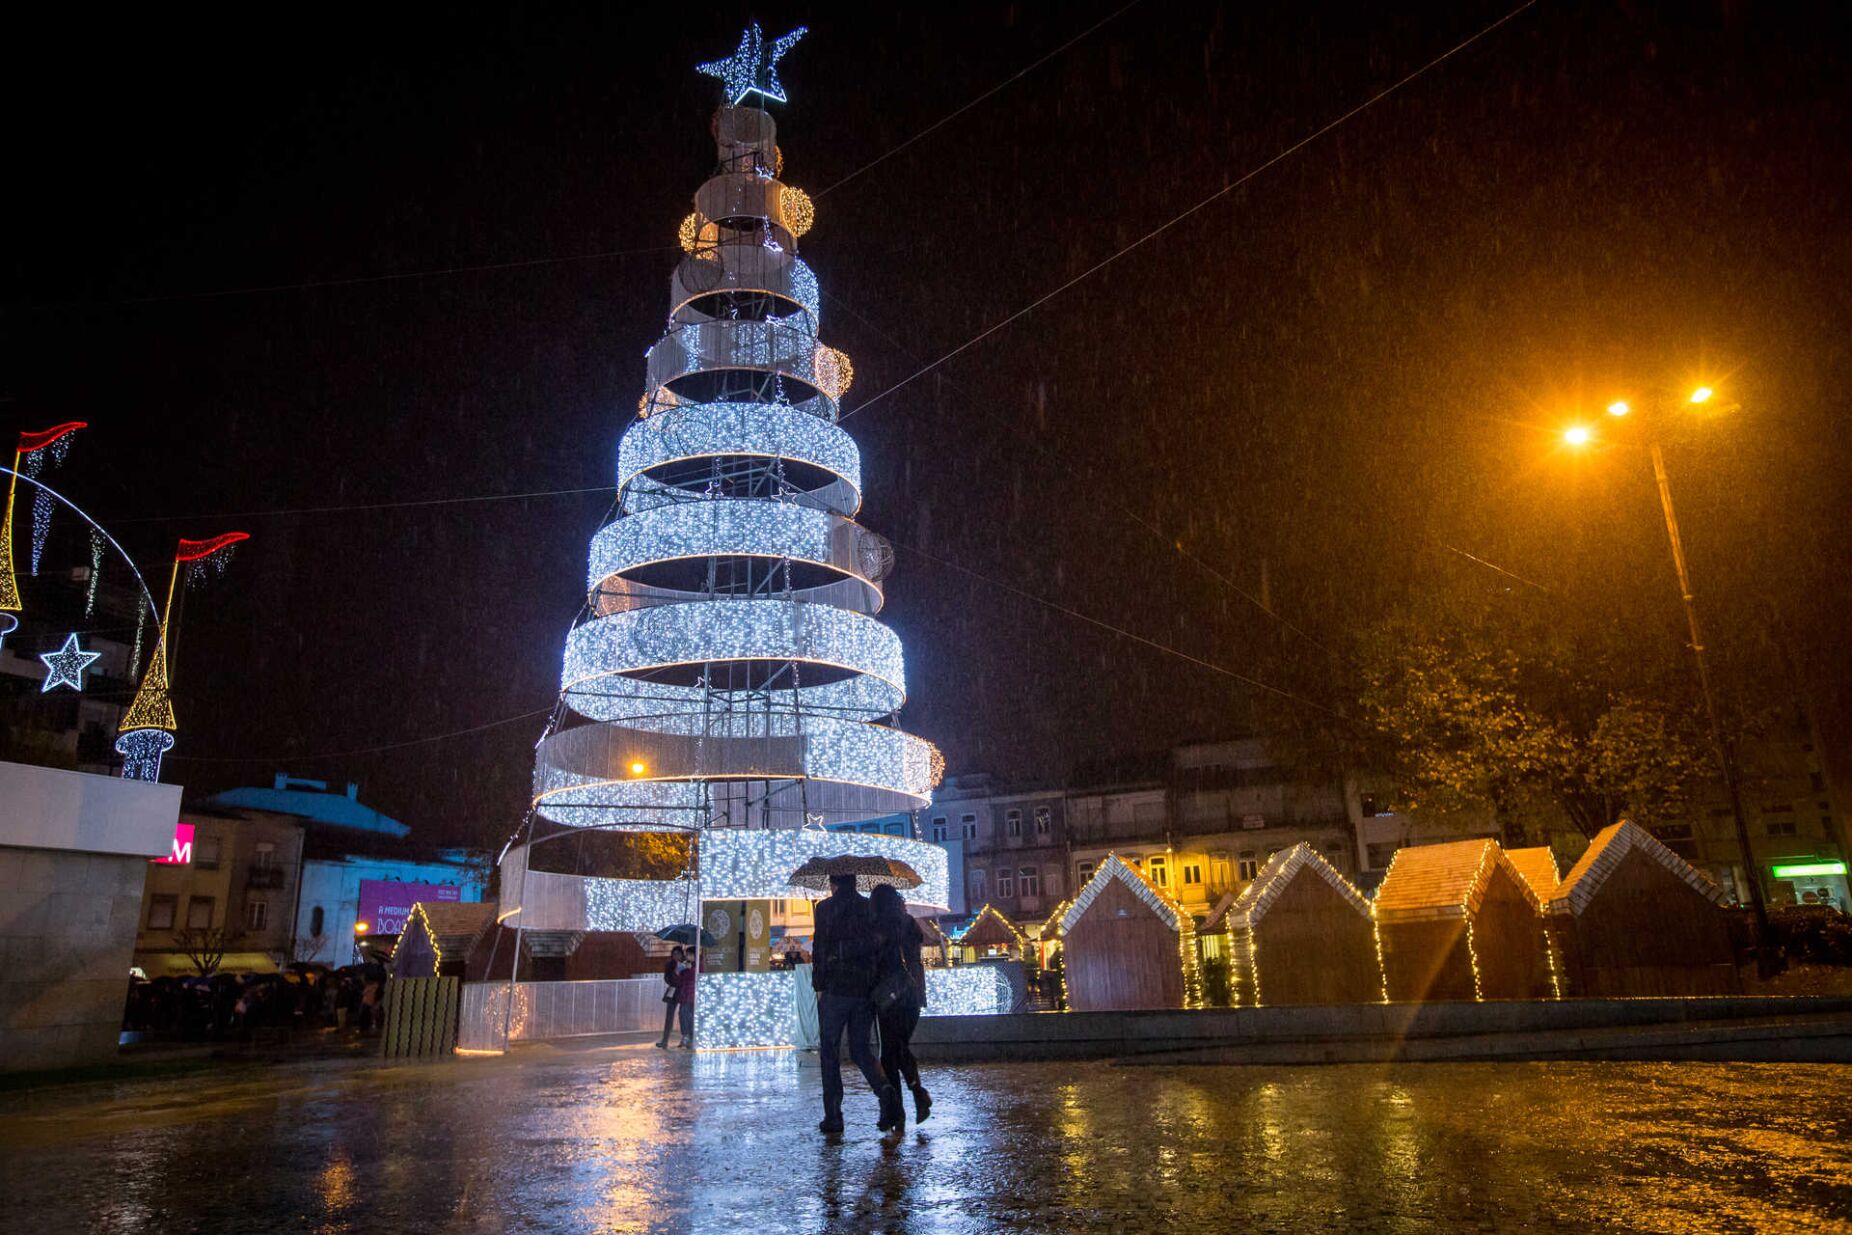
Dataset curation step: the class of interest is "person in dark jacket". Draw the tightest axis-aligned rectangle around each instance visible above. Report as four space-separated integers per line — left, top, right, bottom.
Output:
870 883 931 1123
812 872 902 1134
674 951 698 1048
656 945 684 1049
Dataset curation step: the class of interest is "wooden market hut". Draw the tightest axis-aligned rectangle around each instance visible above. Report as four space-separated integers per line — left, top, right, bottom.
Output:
1373 839 1549 1001
955 904 1027 962
1227 843 1380 1006
391 901 495 979
1059 855 1202 1011
1546 820 1741 997
1506 847 1562 904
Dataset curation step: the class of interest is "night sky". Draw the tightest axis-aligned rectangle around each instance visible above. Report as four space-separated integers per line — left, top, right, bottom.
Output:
5 3 1847 848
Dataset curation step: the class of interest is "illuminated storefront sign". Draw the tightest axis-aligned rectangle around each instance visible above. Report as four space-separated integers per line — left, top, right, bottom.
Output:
1771 861 1848 880
357 879 460 935
152 821 195 865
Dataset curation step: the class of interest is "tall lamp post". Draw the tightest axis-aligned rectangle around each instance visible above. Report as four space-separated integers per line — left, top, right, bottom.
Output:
1564 386 1778 974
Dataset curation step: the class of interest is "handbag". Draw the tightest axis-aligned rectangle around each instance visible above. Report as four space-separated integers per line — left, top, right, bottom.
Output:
871 966 913 1013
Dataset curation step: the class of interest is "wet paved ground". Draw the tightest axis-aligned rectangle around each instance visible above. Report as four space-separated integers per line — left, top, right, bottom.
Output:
1 1043 1849 1234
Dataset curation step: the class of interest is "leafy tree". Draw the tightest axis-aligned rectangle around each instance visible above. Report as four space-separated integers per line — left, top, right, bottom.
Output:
1348 588 1712 843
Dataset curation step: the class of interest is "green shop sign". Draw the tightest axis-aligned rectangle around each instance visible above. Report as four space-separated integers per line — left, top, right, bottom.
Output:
1771 861 1848 879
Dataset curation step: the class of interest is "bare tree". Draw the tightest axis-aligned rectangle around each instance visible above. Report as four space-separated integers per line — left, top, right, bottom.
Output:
173 925 245 976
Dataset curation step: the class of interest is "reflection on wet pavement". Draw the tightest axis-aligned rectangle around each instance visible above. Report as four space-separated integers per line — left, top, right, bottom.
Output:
2 1046 1849 1233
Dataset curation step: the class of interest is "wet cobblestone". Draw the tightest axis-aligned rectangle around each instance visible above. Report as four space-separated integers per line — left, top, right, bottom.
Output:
1 1045 1848 1233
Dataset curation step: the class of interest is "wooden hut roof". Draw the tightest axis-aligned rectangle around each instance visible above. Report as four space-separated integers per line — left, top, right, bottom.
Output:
1034 900 1074 941
956 904 1027 948
1505 847 1563 903
1060 854 1191 935
392 900 494 972
1550 820 1723 916
1228 842 1371 930
1198 892 1239 936
410 901 494 949
1373 838 1539 923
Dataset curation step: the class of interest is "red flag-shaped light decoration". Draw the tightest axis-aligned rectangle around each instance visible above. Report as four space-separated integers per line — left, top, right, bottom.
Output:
176 531 251 562
116 530 253 782
16 422 88 454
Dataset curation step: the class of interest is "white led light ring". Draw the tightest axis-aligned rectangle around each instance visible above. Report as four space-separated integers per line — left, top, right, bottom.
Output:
563 669 901 729
693 173 805 241
586 501 882 609
563 599 904 698
591 574 876 620
645 320 848 404
670 250 819 326
533 718 932 823
619 400 860 511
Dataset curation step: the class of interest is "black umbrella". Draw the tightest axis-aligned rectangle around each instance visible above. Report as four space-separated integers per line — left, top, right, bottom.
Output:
656 923 719 947
788 854 923 894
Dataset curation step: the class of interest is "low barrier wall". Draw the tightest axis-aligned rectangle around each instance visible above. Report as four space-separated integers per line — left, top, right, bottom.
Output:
911 996 1852 1064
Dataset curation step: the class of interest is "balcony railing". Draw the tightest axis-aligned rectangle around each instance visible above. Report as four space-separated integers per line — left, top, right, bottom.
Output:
246 867 286 890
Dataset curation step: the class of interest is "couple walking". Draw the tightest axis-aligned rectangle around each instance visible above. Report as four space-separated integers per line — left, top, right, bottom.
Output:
811 875 931 1136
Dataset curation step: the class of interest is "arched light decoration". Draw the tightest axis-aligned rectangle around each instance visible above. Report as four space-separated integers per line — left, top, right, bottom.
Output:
515 30 959 1045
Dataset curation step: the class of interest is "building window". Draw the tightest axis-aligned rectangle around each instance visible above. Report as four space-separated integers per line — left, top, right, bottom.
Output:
185 897 215 930
1005 809 1022 838
148 895 177 930
1210 851 1231 887
1767 818 1799 838
1033 806 1051 837
1147 856 1169 888
194 835 221 870
1324 842 1348 871
931 816 947 842
1238 857 1260 881
1046 869 1062 897
961 813 977 841
1182 863 1203 886
246 900 269 931
1366 842 1397 870
1360 793 1380 817
310 906 325 936
971 869 986 901
998 870 1015 899
1812 771 1826 793
253 842 276 872
1019 867 1040 897
1076 861 1095 887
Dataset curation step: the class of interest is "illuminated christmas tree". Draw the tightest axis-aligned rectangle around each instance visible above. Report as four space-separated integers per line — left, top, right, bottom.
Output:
519 25 947 980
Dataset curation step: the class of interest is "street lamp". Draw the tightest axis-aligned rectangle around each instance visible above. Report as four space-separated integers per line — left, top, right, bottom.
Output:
1563 385 1776 972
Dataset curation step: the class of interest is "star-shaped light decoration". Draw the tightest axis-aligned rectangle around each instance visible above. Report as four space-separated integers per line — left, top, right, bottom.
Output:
39 631 102 693
697 22 807 107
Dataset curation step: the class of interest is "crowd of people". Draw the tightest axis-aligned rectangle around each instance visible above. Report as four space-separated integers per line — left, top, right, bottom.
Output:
121 967 386 1041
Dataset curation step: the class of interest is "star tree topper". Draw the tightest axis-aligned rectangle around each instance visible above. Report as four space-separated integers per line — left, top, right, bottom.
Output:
39 632 101 693
697 22 807 106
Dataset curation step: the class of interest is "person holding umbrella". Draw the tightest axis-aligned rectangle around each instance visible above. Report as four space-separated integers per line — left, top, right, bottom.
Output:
655 945 684 1049
807 861 907 1135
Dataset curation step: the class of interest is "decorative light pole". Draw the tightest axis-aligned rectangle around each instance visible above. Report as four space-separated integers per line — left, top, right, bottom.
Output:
1564 386 1777 973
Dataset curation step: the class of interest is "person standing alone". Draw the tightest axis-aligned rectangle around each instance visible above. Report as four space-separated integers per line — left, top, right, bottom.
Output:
656 945 683 1049
812 872 903 1134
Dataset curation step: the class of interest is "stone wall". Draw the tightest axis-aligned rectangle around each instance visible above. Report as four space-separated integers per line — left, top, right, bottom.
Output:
0 760 179 1074
0 846 152 1071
